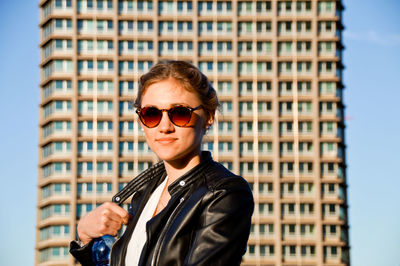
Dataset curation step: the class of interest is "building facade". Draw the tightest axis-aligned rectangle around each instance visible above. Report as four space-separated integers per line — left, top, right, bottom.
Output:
36 0 349 265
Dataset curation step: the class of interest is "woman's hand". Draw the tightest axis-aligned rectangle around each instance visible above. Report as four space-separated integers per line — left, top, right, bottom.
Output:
77 202 130 245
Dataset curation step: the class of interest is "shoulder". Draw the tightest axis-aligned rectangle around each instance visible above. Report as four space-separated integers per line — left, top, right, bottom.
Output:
194 160 254 225
203 161 253 198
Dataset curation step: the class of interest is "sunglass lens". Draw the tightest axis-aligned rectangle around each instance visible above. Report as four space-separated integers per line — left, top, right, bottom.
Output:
170 106 192 126
141 107 162 127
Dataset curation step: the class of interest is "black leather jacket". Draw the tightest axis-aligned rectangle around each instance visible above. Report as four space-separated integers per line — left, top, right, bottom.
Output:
70 152 254 266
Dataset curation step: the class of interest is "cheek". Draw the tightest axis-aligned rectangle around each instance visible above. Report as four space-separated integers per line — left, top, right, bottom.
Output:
189 123 206 142
143 128 155 144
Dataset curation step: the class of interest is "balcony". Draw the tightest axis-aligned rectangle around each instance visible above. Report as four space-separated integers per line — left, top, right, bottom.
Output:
42 81 73 100
41 162 71 180
41 0 73 21
258 204 274 217
43 102 72 120
38 246 70 264
118 0 153 15
318 2 338 16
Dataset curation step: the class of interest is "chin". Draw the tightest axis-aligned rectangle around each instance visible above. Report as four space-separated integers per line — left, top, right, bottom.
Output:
156 148 199 164
154 149 181 161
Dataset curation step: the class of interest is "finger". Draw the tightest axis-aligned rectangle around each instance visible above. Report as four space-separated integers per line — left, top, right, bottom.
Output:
121 213 131 225
99 217 123 235
124 213 132 225
105 203 130 224
100 207 125 224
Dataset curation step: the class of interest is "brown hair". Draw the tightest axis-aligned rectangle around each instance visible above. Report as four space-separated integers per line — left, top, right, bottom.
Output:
134 60 219 124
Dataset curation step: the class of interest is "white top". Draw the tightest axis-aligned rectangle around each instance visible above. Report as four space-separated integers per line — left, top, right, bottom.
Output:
125 177 168 266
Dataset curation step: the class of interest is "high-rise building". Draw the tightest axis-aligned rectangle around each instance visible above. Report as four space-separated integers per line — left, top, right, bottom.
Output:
36 0 349 265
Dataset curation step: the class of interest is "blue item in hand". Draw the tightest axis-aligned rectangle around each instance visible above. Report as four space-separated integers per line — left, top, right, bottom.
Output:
92 235 116 266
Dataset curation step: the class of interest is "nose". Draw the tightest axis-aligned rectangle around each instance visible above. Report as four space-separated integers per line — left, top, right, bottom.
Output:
158 111 175 133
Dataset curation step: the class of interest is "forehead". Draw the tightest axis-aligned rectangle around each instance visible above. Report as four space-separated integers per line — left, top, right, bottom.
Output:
141 78 201 107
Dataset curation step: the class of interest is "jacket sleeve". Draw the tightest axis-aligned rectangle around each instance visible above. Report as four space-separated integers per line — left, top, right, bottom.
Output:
69 240 96 266
184 178 254 266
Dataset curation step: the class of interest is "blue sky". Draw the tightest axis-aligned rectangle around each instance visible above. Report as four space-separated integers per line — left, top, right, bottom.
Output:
0 0 399 265
343 1 400 265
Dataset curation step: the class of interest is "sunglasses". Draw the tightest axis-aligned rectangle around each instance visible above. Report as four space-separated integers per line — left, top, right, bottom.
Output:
136 105 203 128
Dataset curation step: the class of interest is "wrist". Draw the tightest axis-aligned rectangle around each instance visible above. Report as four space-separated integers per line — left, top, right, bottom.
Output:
76 239 86 248
77 232 91 246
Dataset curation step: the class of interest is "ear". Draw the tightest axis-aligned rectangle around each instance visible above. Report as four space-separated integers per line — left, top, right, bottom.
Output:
205 115 214 130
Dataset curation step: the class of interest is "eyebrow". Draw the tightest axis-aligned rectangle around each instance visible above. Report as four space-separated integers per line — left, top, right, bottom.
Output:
141 103 193 108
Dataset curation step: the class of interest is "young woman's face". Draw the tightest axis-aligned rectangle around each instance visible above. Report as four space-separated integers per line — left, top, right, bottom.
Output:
139 78 210 164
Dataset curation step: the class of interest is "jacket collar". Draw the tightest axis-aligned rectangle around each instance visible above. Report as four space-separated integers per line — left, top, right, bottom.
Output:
113 151 213 204
112 161 166 205
167 151 213 196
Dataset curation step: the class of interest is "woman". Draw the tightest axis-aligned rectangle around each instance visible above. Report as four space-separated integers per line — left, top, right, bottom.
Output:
70 60 254 266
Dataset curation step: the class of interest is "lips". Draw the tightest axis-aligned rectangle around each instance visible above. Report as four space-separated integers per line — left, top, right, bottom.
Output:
156 137 178 144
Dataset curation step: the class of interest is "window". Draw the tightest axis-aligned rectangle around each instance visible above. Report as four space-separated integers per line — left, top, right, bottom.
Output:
257 21 271 32
259 182 272 194
55 19 63 28
249 245 255 255
55 0 63 8
285 42 292 52
258 162 272 173
259 203 273 214
331 246 337 255
257 62 272 73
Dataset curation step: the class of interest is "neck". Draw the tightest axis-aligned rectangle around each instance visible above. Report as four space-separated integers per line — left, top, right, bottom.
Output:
163 152 202 186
